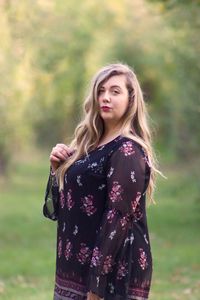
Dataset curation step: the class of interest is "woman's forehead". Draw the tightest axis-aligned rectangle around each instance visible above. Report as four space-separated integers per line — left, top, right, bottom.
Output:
100 74 126 88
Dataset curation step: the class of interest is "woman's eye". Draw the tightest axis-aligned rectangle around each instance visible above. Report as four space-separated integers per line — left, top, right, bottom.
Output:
98 89 104 95
112 90 120 95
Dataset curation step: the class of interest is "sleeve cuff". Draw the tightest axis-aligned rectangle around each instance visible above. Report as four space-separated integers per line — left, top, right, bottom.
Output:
50 166 56 176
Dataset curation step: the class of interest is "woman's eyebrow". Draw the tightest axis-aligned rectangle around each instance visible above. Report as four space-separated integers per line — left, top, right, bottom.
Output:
110 85 121 89
100 85 122 89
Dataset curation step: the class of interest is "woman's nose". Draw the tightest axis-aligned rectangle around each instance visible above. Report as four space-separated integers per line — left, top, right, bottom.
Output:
102 91 110 102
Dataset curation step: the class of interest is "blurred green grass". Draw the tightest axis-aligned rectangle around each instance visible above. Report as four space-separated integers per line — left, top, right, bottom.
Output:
0 153 199 300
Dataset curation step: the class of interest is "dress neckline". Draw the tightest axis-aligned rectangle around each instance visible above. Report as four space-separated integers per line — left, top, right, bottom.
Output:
96 134 122 150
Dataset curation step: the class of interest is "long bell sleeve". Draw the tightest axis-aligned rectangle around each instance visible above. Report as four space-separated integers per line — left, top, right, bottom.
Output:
87 140 148 297
43 167 59 221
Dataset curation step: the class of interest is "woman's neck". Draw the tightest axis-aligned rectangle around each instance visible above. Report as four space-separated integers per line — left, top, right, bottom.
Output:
98 130 123 147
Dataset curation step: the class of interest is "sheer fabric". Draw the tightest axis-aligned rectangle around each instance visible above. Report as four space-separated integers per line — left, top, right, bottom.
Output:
43 136 152 300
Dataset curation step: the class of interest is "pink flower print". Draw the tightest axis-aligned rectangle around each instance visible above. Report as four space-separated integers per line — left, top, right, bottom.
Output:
102 255 114 274
80 195 97 216
109 181 123 203
76 243 92 265
64 239 73 261
131 192 142 212
120 141 135 156
106 208 117 223
117 260 128 280
90 247 103 267
120 214 130 229
58 237 62 258
138 248 148 270
66 189 74 211
131 192 143 221
60 190 65 209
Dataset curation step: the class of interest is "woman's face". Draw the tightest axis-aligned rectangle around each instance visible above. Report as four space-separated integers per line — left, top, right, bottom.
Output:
97 75 129 129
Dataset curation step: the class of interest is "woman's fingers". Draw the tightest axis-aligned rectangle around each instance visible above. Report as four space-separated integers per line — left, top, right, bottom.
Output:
57 144 74 156
51 145 71 161
49 154 61 162
49 143 75 172
86 291 103 300
51 149 67 161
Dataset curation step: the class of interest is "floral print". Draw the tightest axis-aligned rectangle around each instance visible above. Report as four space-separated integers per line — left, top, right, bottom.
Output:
106 208 117 223
107 166 114 178
76 175 83 186
60 190 65 209
102 255 114 274
144 234 149 244
80 194 97 216
98 184 106 190
109 230 116 240
66 189 74 210
131 170 136 183
87 157 105 174
109 181 123 202
138 248 148 270
90 247 103 267
73 225 78 236
120 214 131 229
64 239 73 261
119 140 135 156
43 136 152 300
131 192 142 212
62 222 66 232
76 243 92 265
117 260 128 280
58 237 62 258
131 192 143 221
108 282 115 294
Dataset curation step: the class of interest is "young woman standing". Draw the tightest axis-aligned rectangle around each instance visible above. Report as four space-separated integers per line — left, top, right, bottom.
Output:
43 63 160 300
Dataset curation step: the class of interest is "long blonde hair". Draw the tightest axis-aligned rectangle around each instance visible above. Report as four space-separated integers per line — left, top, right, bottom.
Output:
57 63 163 204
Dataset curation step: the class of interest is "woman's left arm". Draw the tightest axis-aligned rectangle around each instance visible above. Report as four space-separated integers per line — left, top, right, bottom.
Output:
87 140 149 297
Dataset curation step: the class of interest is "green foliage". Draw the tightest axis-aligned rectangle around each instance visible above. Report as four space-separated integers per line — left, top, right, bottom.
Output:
0 155 199 299
146 0 200 158
0 0 200 174
107 0 200 159
0 1 34 174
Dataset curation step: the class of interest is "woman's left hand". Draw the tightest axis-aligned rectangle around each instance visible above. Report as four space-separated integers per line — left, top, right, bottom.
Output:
87 291 104 300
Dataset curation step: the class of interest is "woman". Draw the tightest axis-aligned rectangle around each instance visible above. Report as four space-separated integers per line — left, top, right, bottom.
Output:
43 63 160 300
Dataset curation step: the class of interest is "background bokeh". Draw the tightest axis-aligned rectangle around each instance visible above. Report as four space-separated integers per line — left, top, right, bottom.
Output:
0 1 199 299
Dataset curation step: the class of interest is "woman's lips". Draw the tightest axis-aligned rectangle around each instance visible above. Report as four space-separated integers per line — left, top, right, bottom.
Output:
101 106 112 111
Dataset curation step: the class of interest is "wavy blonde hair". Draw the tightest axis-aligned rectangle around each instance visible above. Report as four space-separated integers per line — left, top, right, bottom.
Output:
57 63 163 204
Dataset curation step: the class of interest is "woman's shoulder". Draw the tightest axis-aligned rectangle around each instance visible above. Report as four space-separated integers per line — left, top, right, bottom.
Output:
108 134 146 159
116 134 145 151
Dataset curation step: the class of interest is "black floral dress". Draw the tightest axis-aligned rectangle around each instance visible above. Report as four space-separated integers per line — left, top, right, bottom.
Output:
43 135 153 300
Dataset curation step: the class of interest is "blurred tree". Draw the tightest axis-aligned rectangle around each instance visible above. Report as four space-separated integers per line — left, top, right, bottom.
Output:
107 0 200 159
30 1 116 146
0 0 199 175
147 0 200 157
0 1 35 175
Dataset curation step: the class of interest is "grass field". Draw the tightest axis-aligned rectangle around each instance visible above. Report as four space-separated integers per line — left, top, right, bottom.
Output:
0 151 199 300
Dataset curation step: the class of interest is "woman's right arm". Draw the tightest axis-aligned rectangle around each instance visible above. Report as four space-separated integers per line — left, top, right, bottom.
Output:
43 143 74 221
